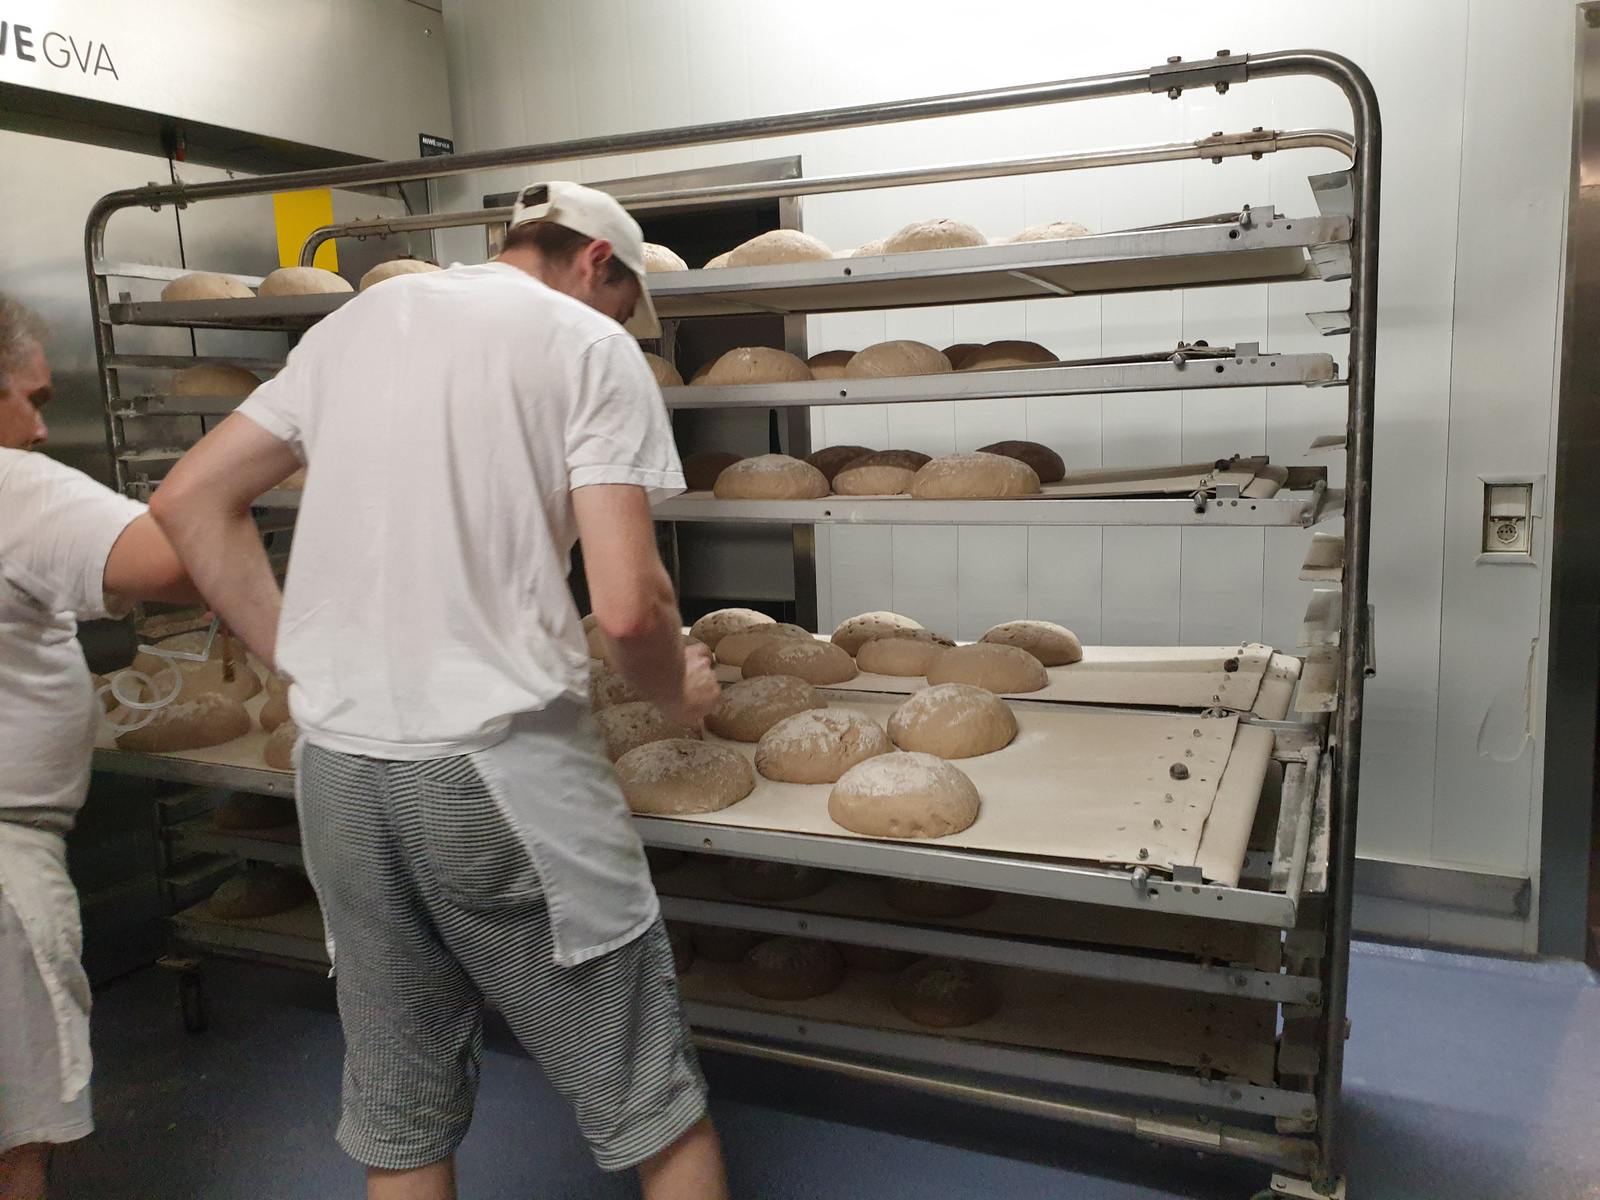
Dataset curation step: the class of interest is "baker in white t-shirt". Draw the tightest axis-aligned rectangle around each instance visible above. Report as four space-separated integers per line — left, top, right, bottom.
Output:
0 294 199 1200
151 184 728 1199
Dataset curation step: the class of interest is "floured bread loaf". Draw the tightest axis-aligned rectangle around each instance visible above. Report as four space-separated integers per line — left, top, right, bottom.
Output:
705 675 827 742
703 250 733 269
274 469 306 490
844 341 951 379
888 683 1017 758
827 751 980 838
589 662 642 712
892 957 1000 1028
585 624 616 664
616 739 755 815
726 229 833 266
806 350 855 379
755 709 892 784
885 879 996 919
681 450 741 491
882 218 986 254
257 266 352 296
805 444 873 483
976 440 1065 483
721 857 833 901
259 674 290 732
207 866 313 920
980 619 1082 665
856 635 949 677
714 623 813 667
742 638 857 685
910 452 1041 499
852 238 888 257
131 630 263 701
942 343 982 370
643 243 688 272
1010 220 1091 242
645 846 686 875
667 923 694 974
959 341 1058 371
583 613 601 632
161 272 253 302
737 937 846 1000
690 925 767 963
831 611 924 656
213 793 296 830
359 259 441 290
689 608 775 651
832 450 932 495
927 642 1048 693
713 454 829 500
643 352 684 388
595 701 702 761
840 944 919 972
113 692 252 753
702 347 813 386
263 720 298 770
171 363 260 397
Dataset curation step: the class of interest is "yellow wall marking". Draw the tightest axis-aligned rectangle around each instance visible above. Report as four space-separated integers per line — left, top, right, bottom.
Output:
272 189 338 272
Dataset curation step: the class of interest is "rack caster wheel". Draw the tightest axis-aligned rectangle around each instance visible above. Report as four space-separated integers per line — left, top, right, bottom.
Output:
159 954 207 1034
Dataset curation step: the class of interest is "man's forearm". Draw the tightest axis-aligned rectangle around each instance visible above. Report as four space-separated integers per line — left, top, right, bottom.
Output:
608 599 686 709
157 507 282 665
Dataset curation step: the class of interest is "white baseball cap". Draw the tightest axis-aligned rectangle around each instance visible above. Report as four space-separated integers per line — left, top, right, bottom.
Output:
508 181 660 338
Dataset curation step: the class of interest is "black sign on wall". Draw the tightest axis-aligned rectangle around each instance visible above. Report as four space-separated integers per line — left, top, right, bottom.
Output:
419 134 453 157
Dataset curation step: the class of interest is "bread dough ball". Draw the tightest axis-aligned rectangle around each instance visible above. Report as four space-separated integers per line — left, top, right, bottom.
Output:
171 364 260 397
263 720 298 770
207 866 313 920
690 925 767 963
713 623 813 667
705 675 827 741
589 662 642 712
882 219 987 254
725 229 833 267
910 452 1041 499
1010 220 1092 243
112 690 253 753
128 636 263 704
891 957 1000 1028
975 440 1065 483
644 846 685 875
839 944 919 972
942 343 982 370
703 347 813 386
926 642 1048 694
742 638 857 685
615 739 755 815
755 709 892 784
681 450 740 491
807 350 855 379
827 751 980 839
359 259 441 290
852 238 888 257
830 611 924 656
736 937 845 1000
161 272 253 302
643 243 688 273
844 341 951 379
805 445 873 483
212 793 296 830
667 923 695 973
643 352 684 388
833 462 913 495
884 879 996 919
958 341 1058 371
980 619 1083 666
703 250 733 269
689 608 775 651
713 454 829 500
856 635 949 677
720 858 832 901
257 266 353 297
595 701 702 762
888 683 1017 758
259 674 290 732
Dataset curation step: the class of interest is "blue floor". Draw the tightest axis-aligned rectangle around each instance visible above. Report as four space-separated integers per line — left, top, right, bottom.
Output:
49 941 1600 1199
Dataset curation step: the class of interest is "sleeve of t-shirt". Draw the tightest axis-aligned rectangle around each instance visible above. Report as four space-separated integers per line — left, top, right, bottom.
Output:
234 330 317 462
565 332 685 503
0 452 148 621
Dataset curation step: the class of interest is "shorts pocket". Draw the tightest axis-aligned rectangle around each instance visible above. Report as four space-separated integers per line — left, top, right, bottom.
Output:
410 760 544 910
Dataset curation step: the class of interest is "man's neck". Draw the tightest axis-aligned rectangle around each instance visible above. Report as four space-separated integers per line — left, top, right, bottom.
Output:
496 246 551 286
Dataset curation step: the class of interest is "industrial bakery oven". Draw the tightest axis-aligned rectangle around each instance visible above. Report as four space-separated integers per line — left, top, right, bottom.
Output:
83 48 1376 1200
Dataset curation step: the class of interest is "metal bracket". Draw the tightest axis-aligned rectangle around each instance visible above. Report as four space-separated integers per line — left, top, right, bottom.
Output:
1306 310 1353 337
1197 127 1277 163
1148 52 1250 99
1271 1173 1346 1199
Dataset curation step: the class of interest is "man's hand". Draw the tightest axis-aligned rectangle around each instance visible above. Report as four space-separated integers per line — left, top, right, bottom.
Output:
658 641 719 726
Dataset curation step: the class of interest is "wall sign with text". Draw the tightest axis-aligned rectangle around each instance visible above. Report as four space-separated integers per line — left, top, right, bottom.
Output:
0 17 118 79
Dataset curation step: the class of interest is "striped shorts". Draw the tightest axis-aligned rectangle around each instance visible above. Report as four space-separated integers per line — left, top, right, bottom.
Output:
296 743 707 1173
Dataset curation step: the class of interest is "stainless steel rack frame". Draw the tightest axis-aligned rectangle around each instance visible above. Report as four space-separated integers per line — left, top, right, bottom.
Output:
84 49 1377 1197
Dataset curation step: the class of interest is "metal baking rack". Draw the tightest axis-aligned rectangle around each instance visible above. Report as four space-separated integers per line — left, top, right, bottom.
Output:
84 48 1377 1197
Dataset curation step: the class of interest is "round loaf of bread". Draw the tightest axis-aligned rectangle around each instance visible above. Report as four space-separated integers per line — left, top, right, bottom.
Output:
113 691 252 753
959 341 1058 371
1010 220 1092 242
595 701 702 762
705 675 827 742
703 347 812 386
643 243 688 273
668 923 694 974
852 238 888 257
910 452 1041 499
840 944 919 972
207 866 313 920
257 266 353 296
212 793 297 831
891 957 1001 1028
589 662 642 712
713 454 829 500
888 683 1017 758
828 751 980 839
689 608 775 651
831 611 924 656
720 858 832 901
736 937 846 1000
703 250 733 269
616 739 755 815
833 462 914 495
259 674 290 732
980 619 1083 666
681 450 741 491
690 925 767 963
725 229 833 267
742 638 857 685
884 879 996 919
171 363 260 397
645 846 686 875
844 341 951 379
359 259 441 290
807 350 855 379
805 444 874 483
714 623 813 667
161 272 253 302
755 709 891 784
942 343 982 370
926 642 1048 693
975 440 1066 483
263 720 298 770
856 635 949 677
131 630 262 701
882 218 986 254
643 352 684 388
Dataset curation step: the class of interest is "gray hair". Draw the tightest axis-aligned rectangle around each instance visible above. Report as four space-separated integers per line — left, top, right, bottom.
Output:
0 292 48 393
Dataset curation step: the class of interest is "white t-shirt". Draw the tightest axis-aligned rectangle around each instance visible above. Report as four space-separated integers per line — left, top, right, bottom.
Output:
0 450 146 831
237 261 683 760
